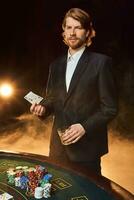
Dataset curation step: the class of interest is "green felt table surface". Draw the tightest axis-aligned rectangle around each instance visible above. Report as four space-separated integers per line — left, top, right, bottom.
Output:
0 152 133 200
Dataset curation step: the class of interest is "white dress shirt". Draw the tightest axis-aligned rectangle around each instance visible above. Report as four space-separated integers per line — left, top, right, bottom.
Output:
66 47 85 92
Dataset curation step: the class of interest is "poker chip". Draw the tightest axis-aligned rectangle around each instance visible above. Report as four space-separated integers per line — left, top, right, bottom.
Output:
28 167 36 172
6 164 53 198
15 169 24 177
7 171 16 176
22 166 28 170
14 177 21 187
15 166 22 170
8 167 15 172
43 183 52 198
34 187 44 199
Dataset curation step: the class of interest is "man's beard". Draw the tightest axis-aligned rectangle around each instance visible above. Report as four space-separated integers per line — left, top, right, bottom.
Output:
65 36 86 49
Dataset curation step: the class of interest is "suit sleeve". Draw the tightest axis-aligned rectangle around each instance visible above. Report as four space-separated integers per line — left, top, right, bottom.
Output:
81 57 118 135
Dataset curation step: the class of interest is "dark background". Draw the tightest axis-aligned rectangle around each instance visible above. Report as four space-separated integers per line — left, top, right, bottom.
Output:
0 0 134 138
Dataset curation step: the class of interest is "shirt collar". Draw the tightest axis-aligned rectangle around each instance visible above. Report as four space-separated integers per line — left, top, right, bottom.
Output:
67 47 86 62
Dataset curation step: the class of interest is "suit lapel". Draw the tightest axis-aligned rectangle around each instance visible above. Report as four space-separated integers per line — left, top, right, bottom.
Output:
64 49 90 105
59 55 68 99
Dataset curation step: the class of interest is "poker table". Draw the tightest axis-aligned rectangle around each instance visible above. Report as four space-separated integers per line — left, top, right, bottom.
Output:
0 151 133 200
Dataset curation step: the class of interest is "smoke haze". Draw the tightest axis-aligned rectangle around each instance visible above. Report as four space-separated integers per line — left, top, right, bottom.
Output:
0 114 52 155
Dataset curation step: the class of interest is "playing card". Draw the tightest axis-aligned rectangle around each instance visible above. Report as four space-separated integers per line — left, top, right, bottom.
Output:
24 91 43 104
0 193 13 200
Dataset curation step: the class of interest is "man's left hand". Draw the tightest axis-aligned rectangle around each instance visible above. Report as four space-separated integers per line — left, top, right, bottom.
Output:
62 123 85 144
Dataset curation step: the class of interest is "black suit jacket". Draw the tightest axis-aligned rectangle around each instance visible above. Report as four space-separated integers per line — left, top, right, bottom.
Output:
43 48 118 162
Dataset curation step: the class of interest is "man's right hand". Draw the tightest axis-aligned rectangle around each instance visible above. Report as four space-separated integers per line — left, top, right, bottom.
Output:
30 103 46 116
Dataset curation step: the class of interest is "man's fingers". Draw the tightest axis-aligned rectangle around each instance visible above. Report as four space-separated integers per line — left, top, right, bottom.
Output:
60 123 85 144
62 130 80 143
36 105 45 116
71 136 81 143
62 135 81 144
30 103 37 113
30 104 45 116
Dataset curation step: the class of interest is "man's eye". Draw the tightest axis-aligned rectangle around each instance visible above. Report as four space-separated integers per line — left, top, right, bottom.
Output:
66 26 71 29
76 26 83 29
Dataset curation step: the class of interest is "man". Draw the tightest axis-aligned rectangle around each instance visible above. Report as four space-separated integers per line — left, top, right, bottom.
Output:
30 8 118 174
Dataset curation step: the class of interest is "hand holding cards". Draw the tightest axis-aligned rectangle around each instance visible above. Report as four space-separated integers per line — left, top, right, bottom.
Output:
24 91 46 116
24 91 44 104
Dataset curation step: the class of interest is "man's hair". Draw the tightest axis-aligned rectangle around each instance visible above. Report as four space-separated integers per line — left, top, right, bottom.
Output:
62 8 96 46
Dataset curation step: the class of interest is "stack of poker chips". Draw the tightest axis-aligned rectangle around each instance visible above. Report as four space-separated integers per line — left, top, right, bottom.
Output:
34 187 44 199
7 165 52 199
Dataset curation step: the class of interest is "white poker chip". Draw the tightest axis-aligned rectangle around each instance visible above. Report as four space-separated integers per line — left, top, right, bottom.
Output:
28 167 36 172
7 168 15 173
15 166 22 170
7 171 16 176
22 166 29 170
43 183 51 198
34 187 44 199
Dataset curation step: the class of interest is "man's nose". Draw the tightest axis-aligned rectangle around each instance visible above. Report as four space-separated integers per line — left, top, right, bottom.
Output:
70 28 76 35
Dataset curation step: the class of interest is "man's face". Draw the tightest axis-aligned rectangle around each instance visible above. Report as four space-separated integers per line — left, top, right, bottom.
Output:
64 17 89 50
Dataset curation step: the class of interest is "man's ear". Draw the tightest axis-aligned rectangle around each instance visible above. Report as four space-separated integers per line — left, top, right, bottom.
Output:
86 30 90 38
